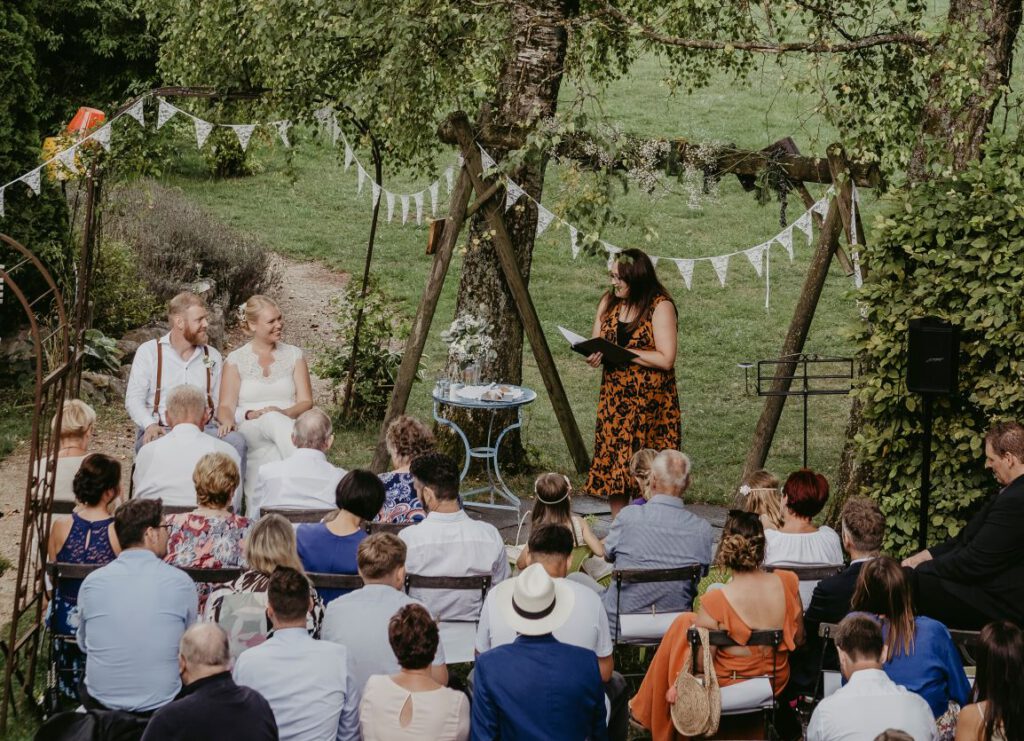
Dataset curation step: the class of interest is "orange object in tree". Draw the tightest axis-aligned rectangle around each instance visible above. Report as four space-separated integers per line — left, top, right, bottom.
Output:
65 107 106 139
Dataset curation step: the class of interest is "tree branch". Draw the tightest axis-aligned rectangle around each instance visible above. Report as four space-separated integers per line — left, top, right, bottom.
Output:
600 2 931 53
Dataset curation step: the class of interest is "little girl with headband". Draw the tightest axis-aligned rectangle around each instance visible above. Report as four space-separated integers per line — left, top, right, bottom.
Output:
515 472 605 571
739 468 784 530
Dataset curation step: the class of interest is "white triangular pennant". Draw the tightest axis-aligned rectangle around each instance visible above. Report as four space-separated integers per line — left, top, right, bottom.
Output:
745 244 766 277
232 124 256 151
812 197 830 219
604 243 621 270
710 255 730 287
429 181 439 216
344 143 354 171
386 191 395 222
457 153 465 167
479 147 497 173
794 211 813 244
0 188 5 218
275 120 291 148
775 228 794 261
505 180 524 211
401 195 410 224
56 146 78 175
157 99 177 130
569 226 580 259
331 118 341 147
91 124 111 152
125 99 145 127
371 182 382 207
194 118 213 148
414 192 424 225
357 165 366 194
535 205 555 237
445 166 455 195
675 259 694 289
650 255 660 268
21 168 41 195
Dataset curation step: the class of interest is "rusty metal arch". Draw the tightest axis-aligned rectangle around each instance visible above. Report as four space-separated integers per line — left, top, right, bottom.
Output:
0 233 74 727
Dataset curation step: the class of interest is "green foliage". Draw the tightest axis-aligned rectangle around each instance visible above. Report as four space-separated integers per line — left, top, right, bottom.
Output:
83 327 123 372
313 279 411 424
90 239 160 336
854 136 1024 556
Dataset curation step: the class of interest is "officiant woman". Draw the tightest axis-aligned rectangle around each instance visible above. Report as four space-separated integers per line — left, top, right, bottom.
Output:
583 248 680 514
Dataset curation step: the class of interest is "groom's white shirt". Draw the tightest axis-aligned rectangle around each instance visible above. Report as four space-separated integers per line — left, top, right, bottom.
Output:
125 333 223 429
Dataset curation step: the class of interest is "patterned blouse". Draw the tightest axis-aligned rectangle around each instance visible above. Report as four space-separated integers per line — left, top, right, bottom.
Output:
164 511 251 610
376 471 426 523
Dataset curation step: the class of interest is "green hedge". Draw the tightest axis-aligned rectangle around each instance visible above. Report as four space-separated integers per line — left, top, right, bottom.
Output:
854 137 1024 556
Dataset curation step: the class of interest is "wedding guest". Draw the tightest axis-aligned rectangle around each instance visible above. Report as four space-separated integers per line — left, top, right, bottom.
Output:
955 620 1024 741
252 407 345 517
134 385 242 508
360 604 469 741
377 415 434 523
628 448 657 506
125 291 246 462
49 399 96 503
515 473 604 573
740 468 784 530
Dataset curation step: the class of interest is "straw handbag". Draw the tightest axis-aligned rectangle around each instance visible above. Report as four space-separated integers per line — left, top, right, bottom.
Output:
670 626 722 737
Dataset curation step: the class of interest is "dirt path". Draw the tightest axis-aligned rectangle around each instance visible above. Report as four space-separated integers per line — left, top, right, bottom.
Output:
0 253 348 627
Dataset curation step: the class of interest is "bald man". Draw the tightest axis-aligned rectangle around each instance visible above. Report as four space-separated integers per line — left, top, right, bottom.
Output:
140 624 277 741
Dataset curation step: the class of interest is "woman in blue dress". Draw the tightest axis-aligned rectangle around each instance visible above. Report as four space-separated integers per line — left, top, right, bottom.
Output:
377 415 434 523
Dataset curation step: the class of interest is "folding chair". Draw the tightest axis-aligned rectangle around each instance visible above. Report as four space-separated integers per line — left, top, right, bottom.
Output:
179 566 243 585
687 626 784 737
815 622 842 701
612 564 704 647
51 500 76 515
364 521 415 535
45 562 104 702
764 564 844 608
404 574 492 663
261 507 336 524
308 572 365 593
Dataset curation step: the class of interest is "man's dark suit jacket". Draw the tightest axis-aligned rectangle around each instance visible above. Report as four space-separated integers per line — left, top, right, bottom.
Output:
917 472 1024 624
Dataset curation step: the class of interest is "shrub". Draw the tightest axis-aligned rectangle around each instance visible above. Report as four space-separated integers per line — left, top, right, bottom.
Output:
90 239 161 336
313 278 410 424
854 136 1024 556
104 180 280 313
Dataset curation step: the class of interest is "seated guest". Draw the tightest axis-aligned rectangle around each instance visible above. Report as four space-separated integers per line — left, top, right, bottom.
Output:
473 564 608 740
789 496 885 697
515 473 604 573
77 498 197 712
807 614 936 741
955 620 1023 741
252 407 345 517
205 514 324 657
378 414 434 523
47 453 122 698
904 421 1024 629
739 468 784 530
134 385 242 508
627 448 657 506
400 452 510 622
140 623 277 741
630 511 804 741
852 556 971 719
479 525 625 740
296 469 384 603
360 604 469 741
764 467 843 567
323 533 447 694
233 567 360 741
164 452 251 611
49 399 97 503
602 450 713 633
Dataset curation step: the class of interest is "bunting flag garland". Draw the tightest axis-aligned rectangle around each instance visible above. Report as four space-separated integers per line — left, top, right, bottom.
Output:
21 168 41 196
386 191 396 222
232 124 256 151
675 259 694 290
91 124 112 152
812 196 830 219
275 120 291 148
710 254 730 287
775 227 794 261
649 255 660 268
125 99 145 126
157 99 177 130
0 189 4 218
744 244 766 278
371 181 382 207
331 118 341 147
194 118 214 149
569 226 580 259
56 146 78 175
445 166 455 195
401 195 410 225
429 182 439 217
344 143 354 170
479 147 497 173
505 180 524 211
794 211 813 245
414 192 424 225
535 205 555 237
357 165 366 194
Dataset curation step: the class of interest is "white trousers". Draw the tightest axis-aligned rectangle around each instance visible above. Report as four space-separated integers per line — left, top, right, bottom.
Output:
238 411 296 512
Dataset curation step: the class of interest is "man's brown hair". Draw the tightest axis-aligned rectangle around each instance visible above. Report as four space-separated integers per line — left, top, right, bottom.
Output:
985 421 1024 461
114 498 163 548
268 566 311 623
357 533 407 580
834 613 884 662
841 497 884 553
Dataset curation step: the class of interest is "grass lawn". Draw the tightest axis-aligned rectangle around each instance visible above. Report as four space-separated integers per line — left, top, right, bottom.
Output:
161 53 865 505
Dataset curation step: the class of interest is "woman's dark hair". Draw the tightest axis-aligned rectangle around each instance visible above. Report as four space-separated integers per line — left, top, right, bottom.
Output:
530 473 573 534
388 603 439 670
973 620 1024 741
335 469 386 521
72 453 121 506
782 468 830 519
851 556 916 659
715 510 765 572
604 248 675 336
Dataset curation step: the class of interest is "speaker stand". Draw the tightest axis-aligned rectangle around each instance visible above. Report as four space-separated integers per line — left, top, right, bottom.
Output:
919 394 934 552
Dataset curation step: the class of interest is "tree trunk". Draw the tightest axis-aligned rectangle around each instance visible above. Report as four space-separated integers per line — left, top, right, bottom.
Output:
440 0 575 472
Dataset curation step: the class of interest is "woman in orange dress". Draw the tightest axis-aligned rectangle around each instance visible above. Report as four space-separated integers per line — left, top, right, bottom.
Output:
584 248 680 513
630 511 804 741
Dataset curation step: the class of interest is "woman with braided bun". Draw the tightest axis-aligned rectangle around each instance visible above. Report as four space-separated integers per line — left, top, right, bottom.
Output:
630 510 804 740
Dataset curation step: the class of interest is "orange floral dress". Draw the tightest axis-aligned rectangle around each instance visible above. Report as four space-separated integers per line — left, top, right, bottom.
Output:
585 292 680 499
630 570 802 741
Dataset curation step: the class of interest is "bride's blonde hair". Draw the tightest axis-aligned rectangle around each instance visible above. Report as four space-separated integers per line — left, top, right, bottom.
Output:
241 295 279 334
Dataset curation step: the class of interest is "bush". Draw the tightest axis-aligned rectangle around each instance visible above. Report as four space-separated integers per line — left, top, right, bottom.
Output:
90 239 161 336
854 137 1024 556
104 180 280 313
313 279 410 424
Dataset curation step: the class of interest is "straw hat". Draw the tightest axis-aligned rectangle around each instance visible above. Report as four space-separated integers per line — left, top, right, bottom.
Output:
494 563 575 636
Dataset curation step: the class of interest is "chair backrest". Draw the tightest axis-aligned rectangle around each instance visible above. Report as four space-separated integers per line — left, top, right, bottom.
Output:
179 566 243 584
686 626 784 705
612 564 704 644
365 521 415 535
949 629 982 667
261 507 335 524
308 572 365 592
51 500 76 515
764 564 844 581
403 573 492 608
47 562 242 587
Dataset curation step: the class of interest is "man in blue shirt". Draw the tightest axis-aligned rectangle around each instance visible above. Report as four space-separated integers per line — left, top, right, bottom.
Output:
472 563 608 741
77 498 197 713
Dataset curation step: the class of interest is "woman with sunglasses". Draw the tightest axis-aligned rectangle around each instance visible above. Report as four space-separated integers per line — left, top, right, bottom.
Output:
583 248 680 515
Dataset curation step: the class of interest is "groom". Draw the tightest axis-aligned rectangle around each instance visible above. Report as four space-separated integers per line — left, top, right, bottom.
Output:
125 292 246 471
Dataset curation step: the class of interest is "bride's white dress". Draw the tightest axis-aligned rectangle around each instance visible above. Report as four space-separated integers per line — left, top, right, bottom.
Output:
227 341 303 508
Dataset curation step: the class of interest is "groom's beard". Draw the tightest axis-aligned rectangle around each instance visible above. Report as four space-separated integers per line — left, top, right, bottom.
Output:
184 326 208 346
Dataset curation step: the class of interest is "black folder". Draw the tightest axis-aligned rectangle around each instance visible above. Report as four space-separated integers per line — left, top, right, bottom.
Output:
558 326 637 366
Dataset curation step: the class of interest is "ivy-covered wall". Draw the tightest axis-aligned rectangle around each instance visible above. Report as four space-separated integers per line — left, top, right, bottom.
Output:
854 137 1024 556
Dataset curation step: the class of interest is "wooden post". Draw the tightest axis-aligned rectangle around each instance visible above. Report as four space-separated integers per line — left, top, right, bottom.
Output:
370 168 475 471
450 114 591 474
740 144 853 482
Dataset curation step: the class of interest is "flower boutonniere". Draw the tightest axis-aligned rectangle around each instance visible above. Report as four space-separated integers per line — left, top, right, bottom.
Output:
202 354 217 370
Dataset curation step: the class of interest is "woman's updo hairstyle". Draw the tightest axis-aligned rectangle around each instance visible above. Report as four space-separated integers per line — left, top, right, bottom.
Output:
72 453 121 506
241 295 279 334
782 468 830 519
715 510 766 572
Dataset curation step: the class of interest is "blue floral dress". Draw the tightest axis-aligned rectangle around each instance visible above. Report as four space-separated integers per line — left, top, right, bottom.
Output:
51 513 117 698
376 472 426 523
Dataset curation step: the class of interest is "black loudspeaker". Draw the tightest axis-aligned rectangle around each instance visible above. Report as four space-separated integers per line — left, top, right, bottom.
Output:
907 317 960 395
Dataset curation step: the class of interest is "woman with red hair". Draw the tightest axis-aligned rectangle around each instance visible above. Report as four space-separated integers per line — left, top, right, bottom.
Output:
764 468 843 566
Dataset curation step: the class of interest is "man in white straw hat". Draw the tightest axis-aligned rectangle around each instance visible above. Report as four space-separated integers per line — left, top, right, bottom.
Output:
471 563 608 740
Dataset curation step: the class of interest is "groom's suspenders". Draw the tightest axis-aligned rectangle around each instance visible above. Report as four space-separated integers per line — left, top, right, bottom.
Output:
152 342 214 426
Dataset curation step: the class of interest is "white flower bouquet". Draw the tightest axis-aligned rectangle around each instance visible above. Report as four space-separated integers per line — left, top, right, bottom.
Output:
441 313 498 370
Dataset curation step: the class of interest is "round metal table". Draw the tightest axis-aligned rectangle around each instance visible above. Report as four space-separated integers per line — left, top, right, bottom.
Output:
432 384 536 512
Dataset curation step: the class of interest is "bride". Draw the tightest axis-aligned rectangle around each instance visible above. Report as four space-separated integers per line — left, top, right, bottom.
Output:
217 295 313 509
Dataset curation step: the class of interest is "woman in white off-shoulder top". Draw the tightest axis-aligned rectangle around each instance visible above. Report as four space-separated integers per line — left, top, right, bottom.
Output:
217 295 313 508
